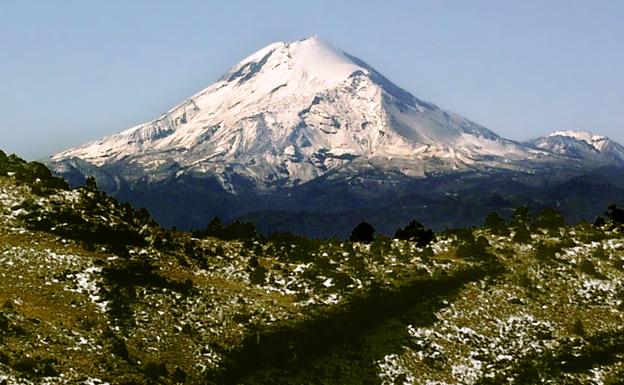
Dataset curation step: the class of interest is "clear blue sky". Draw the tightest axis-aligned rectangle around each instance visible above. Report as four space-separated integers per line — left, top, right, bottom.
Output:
1 0 623 160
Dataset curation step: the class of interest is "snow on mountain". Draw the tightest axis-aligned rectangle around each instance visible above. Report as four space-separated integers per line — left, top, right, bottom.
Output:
50 36 540 190
528 130 624 166
548 130 609 151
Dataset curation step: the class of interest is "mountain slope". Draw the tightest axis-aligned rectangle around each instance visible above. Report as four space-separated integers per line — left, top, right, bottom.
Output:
50 36 538 192
0 150 490 383
527 130 624 166
4 150 624 384
47 37 624 232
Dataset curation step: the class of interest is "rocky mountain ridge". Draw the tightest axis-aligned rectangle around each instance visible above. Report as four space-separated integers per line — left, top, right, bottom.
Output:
527 130 624 166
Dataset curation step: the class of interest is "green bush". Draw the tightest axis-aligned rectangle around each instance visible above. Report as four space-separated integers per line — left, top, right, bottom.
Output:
484 212 509 236
446 228 476 244
570 318 586 337
12 357 59 378
592 248 607 260
516 272 536 292
85 175 98 190
578 258 599 276
512 225 532 244
456 236 494 262
249 266 267 285
107 333 130 360
265 232 318 262
144 360 168 380
511 206 531 228
370 235 392 257
531 208 565 233
534 242 561 263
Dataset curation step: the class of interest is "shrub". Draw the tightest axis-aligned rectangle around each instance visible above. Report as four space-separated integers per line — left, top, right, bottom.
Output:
534 242 561 263
370 235 392 257
594 216 606 227
12 357 59 378
0 312 9 332
172 367 187 383
531 208 565 232
17 190 148 247
265 232 317 262
579 258 596 274
144 361 168 380
517 272 536 292
0 154 68 191
606 204 624 226
512 225 532 244
103 256 194 296
85 175 98 190
225 221 257 240
511 206 530 228
110 336 130 360
136 207 152 222
446 228 475 244
570 319 586 337
484 212 509 236
456 236 494 261
249 266 267 285
592 248 607 260
183 239 206 267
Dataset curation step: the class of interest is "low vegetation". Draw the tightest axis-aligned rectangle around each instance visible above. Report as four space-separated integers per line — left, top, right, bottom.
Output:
0 150 623 384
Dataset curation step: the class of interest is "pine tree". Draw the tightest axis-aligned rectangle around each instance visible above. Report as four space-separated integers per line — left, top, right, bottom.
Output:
394 220 435 246
349 222 375 243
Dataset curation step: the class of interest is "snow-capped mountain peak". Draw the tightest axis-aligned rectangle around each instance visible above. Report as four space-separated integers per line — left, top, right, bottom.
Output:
51 36 539 190
223 36 363 88
547 130 608 151
528 130 624 166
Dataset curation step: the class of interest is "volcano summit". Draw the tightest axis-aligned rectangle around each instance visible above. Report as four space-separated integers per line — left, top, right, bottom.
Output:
48 37 624 235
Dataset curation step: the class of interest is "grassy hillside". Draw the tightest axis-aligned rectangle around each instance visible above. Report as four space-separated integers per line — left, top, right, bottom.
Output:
1 150 624 384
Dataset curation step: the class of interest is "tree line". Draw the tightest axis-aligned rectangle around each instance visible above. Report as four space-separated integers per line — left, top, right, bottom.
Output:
190 204 624 247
